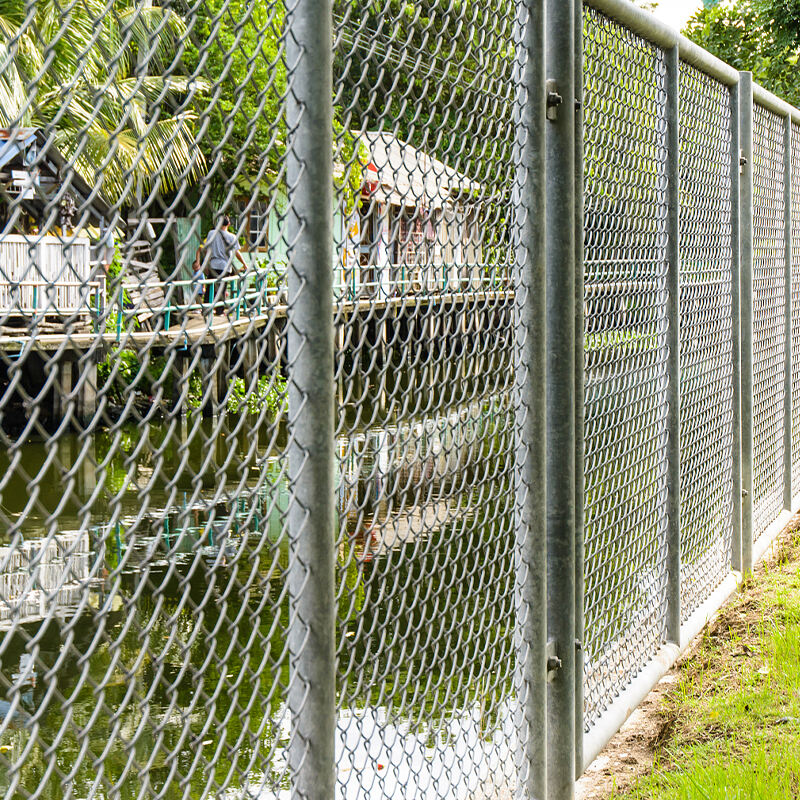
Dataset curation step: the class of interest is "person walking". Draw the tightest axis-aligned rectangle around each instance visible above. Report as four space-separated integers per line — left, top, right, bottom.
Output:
194 215 247 312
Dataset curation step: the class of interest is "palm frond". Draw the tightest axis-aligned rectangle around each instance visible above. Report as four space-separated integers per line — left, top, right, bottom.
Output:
3 0 205 204
115 6 186 72
53 112 205 202
0 41 28 123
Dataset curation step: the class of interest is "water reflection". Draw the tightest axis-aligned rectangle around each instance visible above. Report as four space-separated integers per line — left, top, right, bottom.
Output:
0 353 516 799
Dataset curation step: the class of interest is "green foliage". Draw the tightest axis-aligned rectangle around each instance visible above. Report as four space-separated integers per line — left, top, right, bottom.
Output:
584 329 655 353
226 375 287 417
105 242 124 280
180 0 286 199
0 0 204 201
618 531 800 799
179 0 363 218
187 371 204 409
97 351 172 405
263 262 286 290
684 0 800 107
332 0 515 179
335 119 368 217
337 551 365 626
97 350 142 405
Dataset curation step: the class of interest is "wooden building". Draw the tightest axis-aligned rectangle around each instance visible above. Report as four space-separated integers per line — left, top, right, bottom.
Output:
0 129 111 319
0 129 170 324
337 132 483 298
223 132 484 300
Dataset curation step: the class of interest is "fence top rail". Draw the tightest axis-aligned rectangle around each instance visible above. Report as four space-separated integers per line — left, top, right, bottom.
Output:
752 83 800 125
584 0 738 86
585 0 800 123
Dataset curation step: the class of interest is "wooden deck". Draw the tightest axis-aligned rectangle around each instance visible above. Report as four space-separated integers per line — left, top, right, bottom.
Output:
0 290 513 352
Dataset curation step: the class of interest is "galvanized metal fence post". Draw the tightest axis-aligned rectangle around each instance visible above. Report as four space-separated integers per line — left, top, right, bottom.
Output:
665 45 682 645
513 1 547 796
573 0 585 778
730 75 743 573
285 1 336 798
545 0 577 796
739 71 754 573
784 114 793 512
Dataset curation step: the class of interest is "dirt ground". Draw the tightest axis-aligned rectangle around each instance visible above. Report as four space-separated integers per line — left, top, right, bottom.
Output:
575 514 800 799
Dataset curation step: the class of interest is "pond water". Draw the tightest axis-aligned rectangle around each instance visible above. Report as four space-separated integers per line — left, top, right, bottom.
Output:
0 349 518 799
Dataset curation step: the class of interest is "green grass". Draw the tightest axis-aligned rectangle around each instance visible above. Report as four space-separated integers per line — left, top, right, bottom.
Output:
584 329 656 352
614 527 800 800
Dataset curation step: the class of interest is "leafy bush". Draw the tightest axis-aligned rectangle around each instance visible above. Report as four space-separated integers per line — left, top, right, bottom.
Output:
226 375 287 417
98 350 142 404
187 371 204 409
264 262 287 290
97 351 173 405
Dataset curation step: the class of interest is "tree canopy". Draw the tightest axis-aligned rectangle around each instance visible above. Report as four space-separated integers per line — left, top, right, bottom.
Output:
2 0 514 213
683 0 800 107
178 0 285 206
332 0 516 184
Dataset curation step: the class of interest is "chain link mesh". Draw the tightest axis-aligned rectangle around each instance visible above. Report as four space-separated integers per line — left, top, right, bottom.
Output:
751 103 787 539
677 62 734 619
331 4 518 796
0 0 297 795
582 9 669 730
791 122 800 494
6 0 800 793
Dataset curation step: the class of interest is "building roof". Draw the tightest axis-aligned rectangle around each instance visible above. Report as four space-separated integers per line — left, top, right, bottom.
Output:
0 129 38 170
359 131 481 210
0 127 110 221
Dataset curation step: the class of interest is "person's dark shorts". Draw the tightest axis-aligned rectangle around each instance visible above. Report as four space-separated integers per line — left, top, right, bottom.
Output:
205 269 228 306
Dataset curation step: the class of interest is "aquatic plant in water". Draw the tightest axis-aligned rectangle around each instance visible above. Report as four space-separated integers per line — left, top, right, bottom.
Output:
226 375 287 417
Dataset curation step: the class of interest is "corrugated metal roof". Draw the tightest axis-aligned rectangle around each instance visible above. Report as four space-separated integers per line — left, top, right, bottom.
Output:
359 131 481 209
0 128 37 170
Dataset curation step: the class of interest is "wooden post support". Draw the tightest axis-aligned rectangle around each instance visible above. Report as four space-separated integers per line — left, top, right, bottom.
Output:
76 353 97 428
54 355 74 423
172 350 189 416
242 336 259 379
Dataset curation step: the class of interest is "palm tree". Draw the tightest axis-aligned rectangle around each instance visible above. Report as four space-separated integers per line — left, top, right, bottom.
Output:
0 0 204 204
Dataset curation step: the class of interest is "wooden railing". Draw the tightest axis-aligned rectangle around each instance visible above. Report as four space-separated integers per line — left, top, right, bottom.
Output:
101 263 513 340
0 235 99 315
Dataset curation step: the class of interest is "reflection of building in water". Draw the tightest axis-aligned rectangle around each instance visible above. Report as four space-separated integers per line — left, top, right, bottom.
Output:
338 397 510 555
0 531 90 629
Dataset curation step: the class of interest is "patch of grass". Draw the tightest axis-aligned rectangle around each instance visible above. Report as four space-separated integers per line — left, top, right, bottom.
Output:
584 329 656 352
615 526 800 799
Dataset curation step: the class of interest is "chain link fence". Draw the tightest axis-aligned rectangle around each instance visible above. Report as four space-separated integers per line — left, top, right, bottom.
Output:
676 60 735 622
0 0 799 798
579 0 800 777
582 9 670 731
751 103 787 538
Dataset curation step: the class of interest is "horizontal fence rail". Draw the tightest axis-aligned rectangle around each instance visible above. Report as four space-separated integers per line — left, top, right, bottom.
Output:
0 0 798 799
